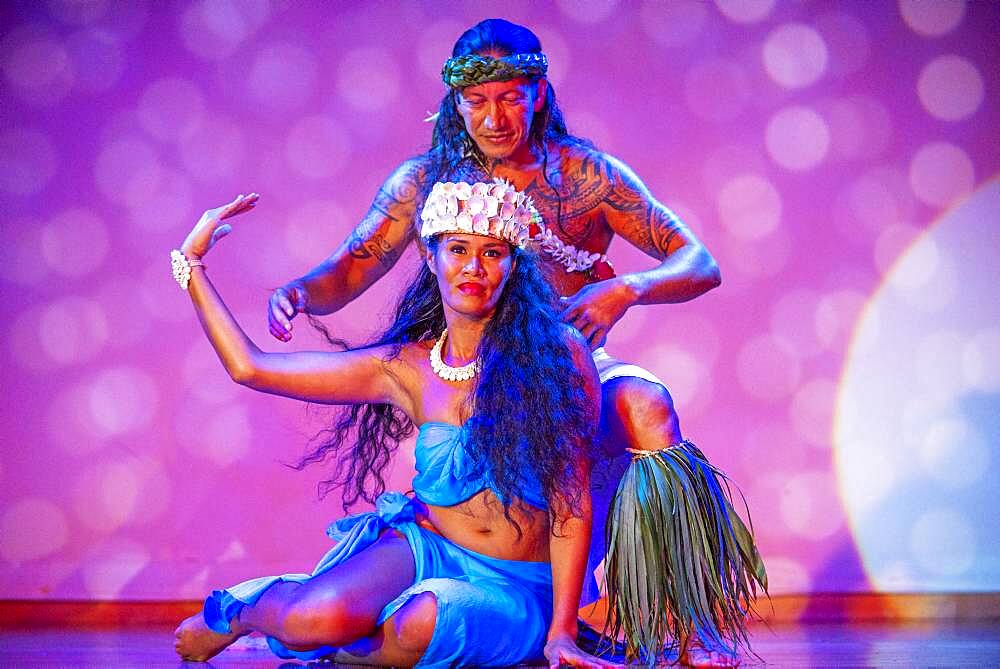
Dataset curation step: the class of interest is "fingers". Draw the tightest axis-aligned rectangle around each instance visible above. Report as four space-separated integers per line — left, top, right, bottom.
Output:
221 192 260 220
268 289 295 342
209 223 232 246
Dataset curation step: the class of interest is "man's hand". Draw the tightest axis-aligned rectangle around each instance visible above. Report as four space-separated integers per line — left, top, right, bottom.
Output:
544 634 621 669
268 284 308 342
560 278 638 350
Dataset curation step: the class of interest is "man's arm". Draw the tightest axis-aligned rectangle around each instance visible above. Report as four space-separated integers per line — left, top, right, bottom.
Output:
600 153 721 303
561 152 721 348
268 157 427 340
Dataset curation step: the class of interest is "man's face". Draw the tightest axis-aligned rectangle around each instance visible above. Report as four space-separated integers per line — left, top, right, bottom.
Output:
455 77 545 160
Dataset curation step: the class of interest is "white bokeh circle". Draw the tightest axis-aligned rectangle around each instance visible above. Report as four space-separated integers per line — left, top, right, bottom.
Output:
41 208 110 278
717 173 782 240
179 0 270 61
138 77 206 142
917 55 984 122
898 0 965 37
179 116 246 182
714 0 775 24
0 127 58 196
1 24 76 105
336 47 401 112
87 366 159 438
248 42 318 113
763 23 828 89
780 471 844 540
556 0 619 24
639 0 708 48
737 334 801 401
65 28 124 93
94 136 164 207
908 141 975 208
0 498 69 562
38 296 109 365
286 116 351 180
765 105 830 171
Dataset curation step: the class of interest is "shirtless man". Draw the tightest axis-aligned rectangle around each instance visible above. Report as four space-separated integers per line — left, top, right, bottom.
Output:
267 19 761 665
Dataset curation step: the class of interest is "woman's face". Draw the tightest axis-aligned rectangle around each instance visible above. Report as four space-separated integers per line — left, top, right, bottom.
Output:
427 234 514 319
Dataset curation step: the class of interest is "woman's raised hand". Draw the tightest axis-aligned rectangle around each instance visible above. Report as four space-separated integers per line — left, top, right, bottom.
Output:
181 193 260 259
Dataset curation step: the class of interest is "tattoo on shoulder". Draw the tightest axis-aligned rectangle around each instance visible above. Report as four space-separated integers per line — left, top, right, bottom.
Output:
347 160 428 265
603 158 684 258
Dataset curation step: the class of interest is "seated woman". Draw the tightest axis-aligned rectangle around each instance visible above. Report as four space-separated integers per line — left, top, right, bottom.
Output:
170 181 613 667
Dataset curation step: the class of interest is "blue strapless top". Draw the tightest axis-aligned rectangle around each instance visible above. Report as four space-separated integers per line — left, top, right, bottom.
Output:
413 422 547 510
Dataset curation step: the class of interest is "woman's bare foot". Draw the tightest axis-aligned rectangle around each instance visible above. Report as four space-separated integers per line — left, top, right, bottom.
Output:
680 638 739 668
173 612 244 661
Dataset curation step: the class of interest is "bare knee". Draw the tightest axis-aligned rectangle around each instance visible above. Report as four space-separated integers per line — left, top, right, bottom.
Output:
388 592 437 655
603 377 682 447
279 589 356 648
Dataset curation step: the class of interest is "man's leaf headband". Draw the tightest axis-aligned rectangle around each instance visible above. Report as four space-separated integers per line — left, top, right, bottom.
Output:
441 53 548 88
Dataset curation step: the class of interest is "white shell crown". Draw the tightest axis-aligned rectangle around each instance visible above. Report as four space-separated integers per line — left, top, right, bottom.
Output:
419 179 541 248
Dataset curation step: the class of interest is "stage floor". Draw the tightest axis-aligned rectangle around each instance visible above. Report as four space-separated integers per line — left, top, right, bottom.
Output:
1 621 999 667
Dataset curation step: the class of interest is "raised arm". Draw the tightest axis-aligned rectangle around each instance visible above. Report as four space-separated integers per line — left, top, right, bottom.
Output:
268 158 428 341
178 195 407 408
562 152 721 348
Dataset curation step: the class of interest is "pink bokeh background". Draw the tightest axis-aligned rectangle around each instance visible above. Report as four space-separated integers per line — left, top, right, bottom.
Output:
1 0 997 601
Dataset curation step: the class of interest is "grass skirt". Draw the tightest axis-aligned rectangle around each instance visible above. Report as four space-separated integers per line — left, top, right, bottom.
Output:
602 440 767 665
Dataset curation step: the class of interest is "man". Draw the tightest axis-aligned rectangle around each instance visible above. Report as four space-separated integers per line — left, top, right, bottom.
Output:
267 19 763 666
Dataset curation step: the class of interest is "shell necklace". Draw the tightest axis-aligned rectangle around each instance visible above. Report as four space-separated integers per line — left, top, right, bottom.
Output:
429 328 480 382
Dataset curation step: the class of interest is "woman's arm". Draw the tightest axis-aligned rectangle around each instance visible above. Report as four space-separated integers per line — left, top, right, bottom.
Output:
178 194 406 407
543 331 616 668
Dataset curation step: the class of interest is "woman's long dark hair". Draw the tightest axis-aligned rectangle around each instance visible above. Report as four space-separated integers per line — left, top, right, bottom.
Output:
299 241 596 526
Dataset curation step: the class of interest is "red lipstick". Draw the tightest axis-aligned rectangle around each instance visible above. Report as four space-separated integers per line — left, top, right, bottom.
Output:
458 282 485 296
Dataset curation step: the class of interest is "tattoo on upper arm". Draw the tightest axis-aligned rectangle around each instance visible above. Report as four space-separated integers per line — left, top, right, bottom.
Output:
347 160 427 266
603 159 685 259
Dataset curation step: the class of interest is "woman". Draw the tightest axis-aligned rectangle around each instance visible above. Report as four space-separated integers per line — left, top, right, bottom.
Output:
170 182 614 667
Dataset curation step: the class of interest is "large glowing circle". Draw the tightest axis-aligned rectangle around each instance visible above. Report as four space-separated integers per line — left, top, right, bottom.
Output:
0 127 57 196
898 0 965 37
917 55 984 122
336 47 400 112
0 498 69 562
908 141 975 208
639 0 708 48
765 105 830 171
763 23 828 89
834 179 1000 591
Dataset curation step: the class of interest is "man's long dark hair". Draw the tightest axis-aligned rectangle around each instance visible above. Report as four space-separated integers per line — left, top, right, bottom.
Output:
427 19 594 225
299 240 596 527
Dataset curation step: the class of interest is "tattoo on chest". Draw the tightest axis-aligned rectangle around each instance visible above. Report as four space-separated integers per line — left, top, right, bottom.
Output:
520 154 612 247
